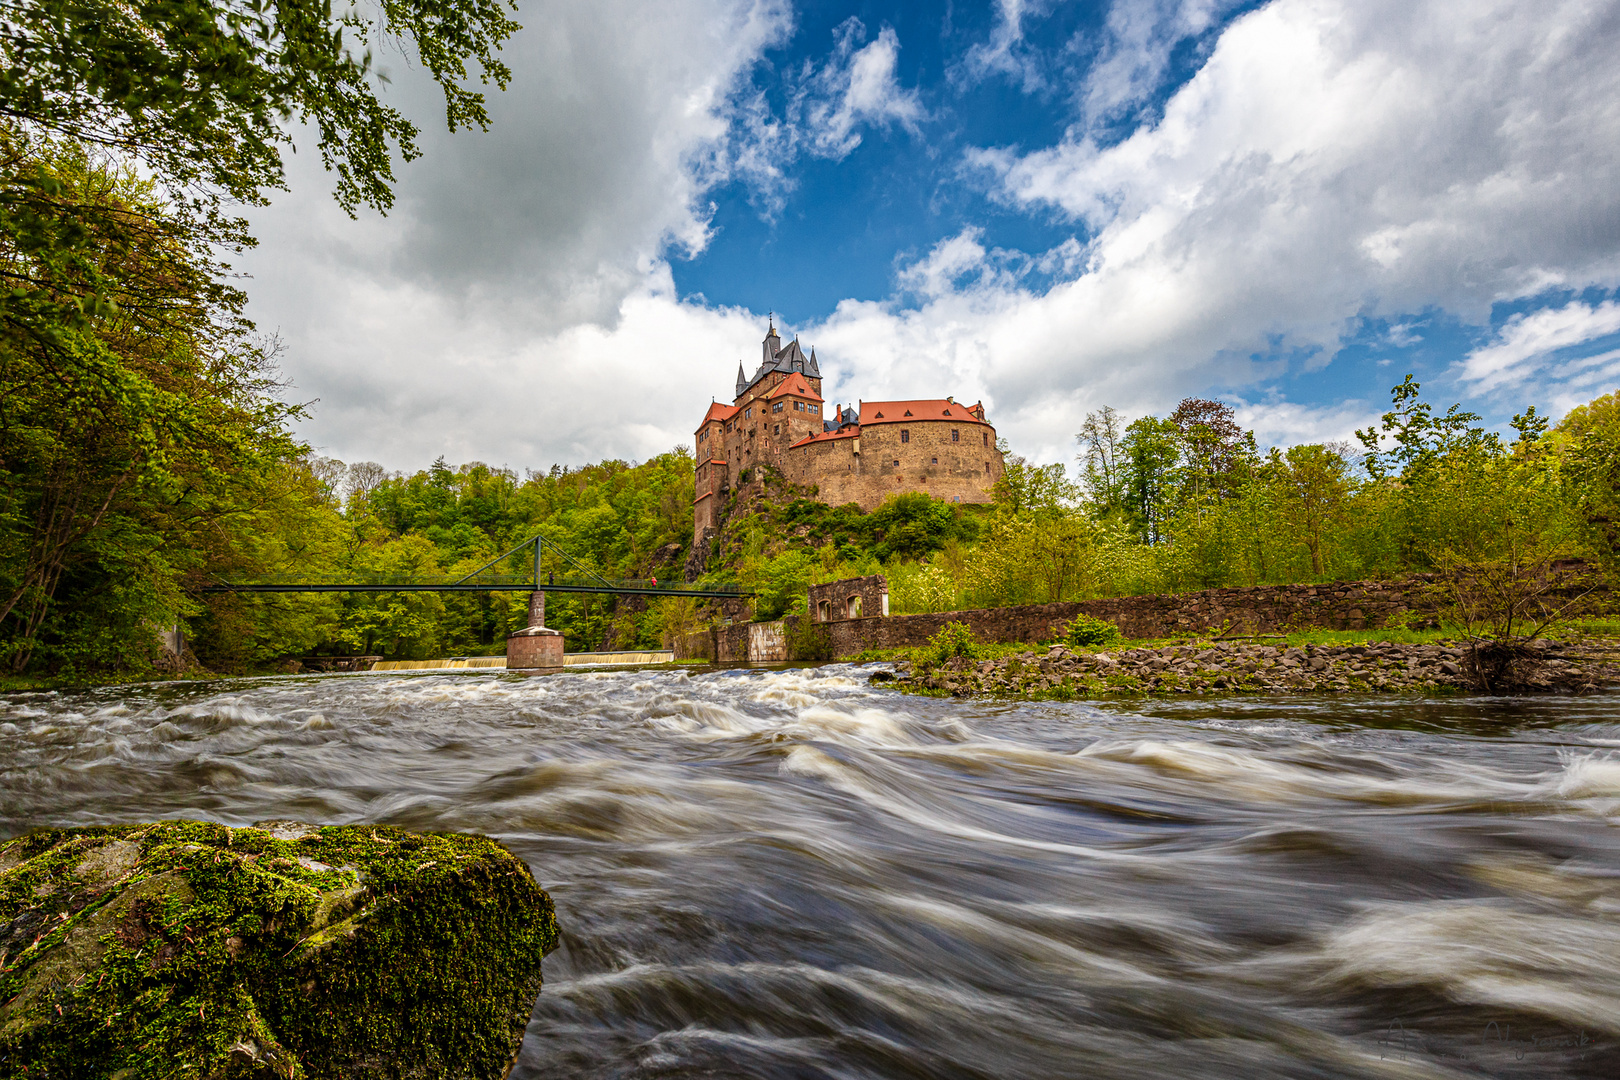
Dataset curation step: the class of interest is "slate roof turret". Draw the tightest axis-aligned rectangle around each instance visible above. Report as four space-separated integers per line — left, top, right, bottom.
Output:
737 325 823 396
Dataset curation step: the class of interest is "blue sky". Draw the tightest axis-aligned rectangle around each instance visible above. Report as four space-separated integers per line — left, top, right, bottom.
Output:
238 0 1620 472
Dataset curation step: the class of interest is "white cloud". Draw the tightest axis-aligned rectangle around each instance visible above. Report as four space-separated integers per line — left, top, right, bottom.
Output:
957 0 1056 94
241 0 795 468
1230 398 1379 451
868 0 1620 459
1080 0 1239 126
1457 300 1620 391
797 19 925 159
276 270 765 469
239 0 1620 475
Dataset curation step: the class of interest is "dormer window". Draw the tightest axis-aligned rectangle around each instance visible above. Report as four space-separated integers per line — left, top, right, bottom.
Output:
875 412 883 419
904 410 913 417
943 409 951 416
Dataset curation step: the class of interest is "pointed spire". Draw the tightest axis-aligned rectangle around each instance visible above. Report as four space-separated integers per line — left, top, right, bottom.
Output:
807 346 820 378
735 360 746 397
763 315 781 368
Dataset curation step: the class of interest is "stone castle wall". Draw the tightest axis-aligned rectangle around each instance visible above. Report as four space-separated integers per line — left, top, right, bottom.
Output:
784 420 1001 511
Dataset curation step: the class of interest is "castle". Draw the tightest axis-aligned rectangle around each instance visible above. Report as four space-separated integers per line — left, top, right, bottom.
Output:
692 320 1005 553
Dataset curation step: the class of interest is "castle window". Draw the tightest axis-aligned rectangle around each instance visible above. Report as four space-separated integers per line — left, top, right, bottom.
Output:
951 429 959 442
900 430 909 443
811 404 819 414
983 432 989 446
892 459 900 466
745 408 752 418
932 457 938 464
772 402 783 413
774 424 780 434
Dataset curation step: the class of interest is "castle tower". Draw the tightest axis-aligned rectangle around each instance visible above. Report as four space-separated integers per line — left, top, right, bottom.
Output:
763 317 781 369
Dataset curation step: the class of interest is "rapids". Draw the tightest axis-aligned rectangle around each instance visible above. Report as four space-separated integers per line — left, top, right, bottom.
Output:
4 664 1620 1078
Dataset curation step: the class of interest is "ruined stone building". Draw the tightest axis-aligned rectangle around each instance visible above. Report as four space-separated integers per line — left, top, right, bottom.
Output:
691 320 1004 555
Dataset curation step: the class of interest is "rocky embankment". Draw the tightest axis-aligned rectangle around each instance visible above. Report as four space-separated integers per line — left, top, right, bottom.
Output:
0 820 558 1079
885 639 1620 698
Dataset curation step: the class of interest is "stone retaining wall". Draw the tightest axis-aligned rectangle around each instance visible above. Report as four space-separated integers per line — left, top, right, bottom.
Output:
823 579 1449 654
675 577 1453 660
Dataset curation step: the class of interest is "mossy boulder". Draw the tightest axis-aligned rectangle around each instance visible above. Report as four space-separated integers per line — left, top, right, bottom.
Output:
0 821 558 1079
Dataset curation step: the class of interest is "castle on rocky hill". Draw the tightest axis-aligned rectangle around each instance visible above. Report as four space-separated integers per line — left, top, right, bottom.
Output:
691 320 1004 555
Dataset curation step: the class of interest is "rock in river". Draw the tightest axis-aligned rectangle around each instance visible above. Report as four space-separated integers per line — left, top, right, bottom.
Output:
0 820 558 1079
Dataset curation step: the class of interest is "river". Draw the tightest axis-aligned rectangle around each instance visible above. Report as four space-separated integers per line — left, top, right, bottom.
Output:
4 665 1620 1078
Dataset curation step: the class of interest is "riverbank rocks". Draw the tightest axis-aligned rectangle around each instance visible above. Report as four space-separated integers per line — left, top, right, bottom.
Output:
0 820 558 1079
890 639 1620 699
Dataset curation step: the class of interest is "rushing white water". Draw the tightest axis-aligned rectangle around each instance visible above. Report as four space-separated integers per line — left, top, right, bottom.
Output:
5 665 1620 1078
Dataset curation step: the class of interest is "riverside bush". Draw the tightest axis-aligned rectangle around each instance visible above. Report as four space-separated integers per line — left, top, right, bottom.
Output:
923 621 983 665
1063 614 1124 648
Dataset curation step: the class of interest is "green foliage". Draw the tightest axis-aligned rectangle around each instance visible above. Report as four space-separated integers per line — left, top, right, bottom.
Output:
992 439 1078 513
0 0 519 220
1119 415 1182 543
888 562 957 614
0 0 520 678
786 617 834 661
1062 614 1123 648
923 621 983 665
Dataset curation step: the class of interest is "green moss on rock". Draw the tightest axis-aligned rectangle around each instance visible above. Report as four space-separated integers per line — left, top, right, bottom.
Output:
0 821 558 1079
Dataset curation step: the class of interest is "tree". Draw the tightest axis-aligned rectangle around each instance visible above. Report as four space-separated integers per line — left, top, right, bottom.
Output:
992 439 1077 514
1275 444 1353 577
0 146 302 672
1119 416 1181 543
1076 406 1127 513
1170 397 1248 504
0 0 519 217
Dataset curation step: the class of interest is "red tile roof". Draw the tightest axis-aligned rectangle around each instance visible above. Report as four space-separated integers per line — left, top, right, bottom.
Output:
767 372 824 402
859 399 989 425
695 402 739 433
789 427 860 449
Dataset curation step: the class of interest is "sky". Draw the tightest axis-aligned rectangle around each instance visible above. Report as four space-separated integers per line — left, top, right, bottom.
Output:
238 0 1620 475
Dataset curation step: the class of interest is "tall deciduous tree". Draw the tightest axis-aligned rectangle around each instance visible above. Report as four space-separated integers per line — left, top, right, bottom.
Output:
1076 405 1127 514
1119 416 1181 543
1274 444 1353 577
